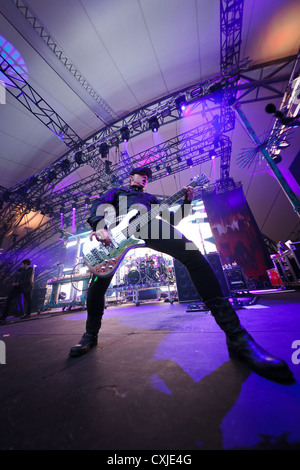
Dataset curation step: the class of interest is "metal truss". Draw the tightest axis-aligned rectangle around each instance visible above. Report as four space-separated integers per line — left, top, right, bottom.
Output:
220 0 244 71
234 54 299 105
0 120 232 253
0 54 82 148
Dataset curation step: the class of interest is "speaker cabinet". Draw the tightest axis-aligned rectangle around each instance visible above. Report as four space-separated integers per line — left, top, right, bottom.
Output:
174 252 230 302
173 259 201 302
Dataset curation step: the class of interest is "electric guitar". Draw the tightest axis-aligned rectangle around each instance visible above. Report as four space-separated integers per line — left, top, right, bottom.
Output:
82 174 210 277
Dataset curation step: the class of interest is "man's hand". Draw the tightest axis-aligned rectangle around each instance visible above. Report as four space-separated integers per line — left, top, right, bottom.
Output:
183 186 194 202
90 228 111 246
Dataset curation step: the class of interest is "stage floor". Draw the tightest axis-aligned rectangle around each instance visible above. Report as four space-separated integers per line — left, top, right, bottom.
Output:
0 290 300 451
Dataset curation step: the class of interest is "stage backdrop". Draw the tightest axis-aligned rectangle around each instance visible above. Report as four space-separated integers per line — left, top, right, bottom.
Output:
202 185 272 281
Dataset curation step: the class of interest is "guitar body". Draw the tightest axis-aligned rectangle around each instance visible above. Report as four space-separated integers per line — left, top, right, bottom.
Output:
82 174 210 277
82 210 145 277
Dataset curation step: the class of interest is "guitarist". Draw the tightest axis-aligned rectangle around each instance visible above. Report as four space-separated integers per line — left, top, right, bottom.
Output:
70 167 293 382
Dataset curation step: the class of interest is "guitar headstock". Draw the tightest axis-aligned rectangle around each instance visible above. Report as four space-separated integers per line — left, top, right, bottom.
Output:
189 174 210 188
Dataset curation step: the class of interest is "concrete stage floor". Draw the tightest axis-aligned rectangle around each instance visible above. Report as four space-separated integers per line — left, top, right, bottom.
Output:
0 290 300 451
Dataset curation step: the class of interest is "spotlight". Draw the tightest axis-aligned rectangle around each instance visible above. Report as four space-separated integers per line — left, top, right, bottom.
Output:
209 149 216 160
190 86 203 99
277 140 290 149
186 158 193 168
175 95 187 112
273 154 282 164
75 151 84 165
105 160 112 175
120 126 130 142
60 159 70 174
47 170 57 182
99 142 109 159
148 117 160 133
132 120 141 130
84 197 90 206
166 166 172 175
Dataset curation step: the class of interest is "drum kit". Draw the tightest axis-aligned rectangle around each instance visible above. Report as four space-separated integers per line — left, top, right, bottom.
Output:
122 254 175 286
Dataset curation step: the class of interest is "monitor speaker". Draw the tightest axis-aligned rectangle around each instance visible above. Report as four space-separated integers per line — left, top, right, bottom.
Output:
173 259 201 302
174 252 230 302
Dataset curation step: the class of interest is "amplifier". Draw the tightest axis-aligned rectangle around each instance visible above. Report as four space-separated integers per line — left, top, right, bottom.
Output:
223 267 248 291
174 252 231 302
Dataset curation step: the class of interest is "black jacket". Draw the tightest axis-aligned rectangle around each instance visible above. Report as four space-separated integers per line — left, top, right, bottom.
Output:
16 267 34 292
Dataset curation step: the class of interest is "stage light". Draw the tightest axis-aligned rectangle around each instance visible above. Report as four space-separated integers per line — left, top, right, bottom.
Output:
161 107 171 118
273 154 282 164
60 159 70 174
209 149 216 160
75 151 84 165
84 197 90 206
148 116 160 133
175 95 187 112
166 166 172 175
190 86 203 99
99 142 109 159
277 140 290 148
47 170 57 182
186 158 193 168
132 120 141 130
120 126 130 142
105 160 112 175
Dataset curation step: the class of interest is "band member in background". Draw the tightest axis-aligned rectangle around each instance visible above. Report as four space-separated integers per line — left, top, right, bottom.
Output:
69 167 293 382
1 259 34 324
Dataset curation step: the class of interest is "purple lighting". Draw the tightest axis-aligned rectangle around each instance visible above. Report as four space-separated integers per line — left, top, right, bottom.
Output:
0 35 28 86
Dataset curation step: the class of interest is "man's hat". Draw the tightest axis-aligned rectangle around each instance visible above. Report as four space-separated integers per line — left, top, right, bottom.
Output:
130 166 152 178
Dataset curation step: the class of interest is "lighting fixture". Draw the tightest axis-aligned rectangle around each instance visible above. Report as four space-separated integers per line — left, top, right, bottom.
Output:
60 159 70 174
209 149 216 160
175 95 187 112
47 170 57 182
99 142 109 159
277 140 290 149
75 151 84 165
120 126 130 142
148 116 160 133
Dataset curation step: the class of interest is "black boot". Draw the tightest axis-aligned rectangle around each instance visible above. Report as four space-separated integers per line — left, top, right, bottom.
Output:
69 333 98 357
205 297 294 382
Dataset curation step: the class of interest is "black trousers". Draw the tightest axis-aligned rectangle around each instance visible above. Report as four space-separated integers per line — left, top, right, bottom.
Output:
1 286 32 320
85 219 224 336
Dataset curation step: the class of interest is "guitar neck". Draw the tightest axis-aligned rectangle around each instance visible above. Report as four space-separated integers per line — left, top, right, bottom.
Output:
124 185 193 238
